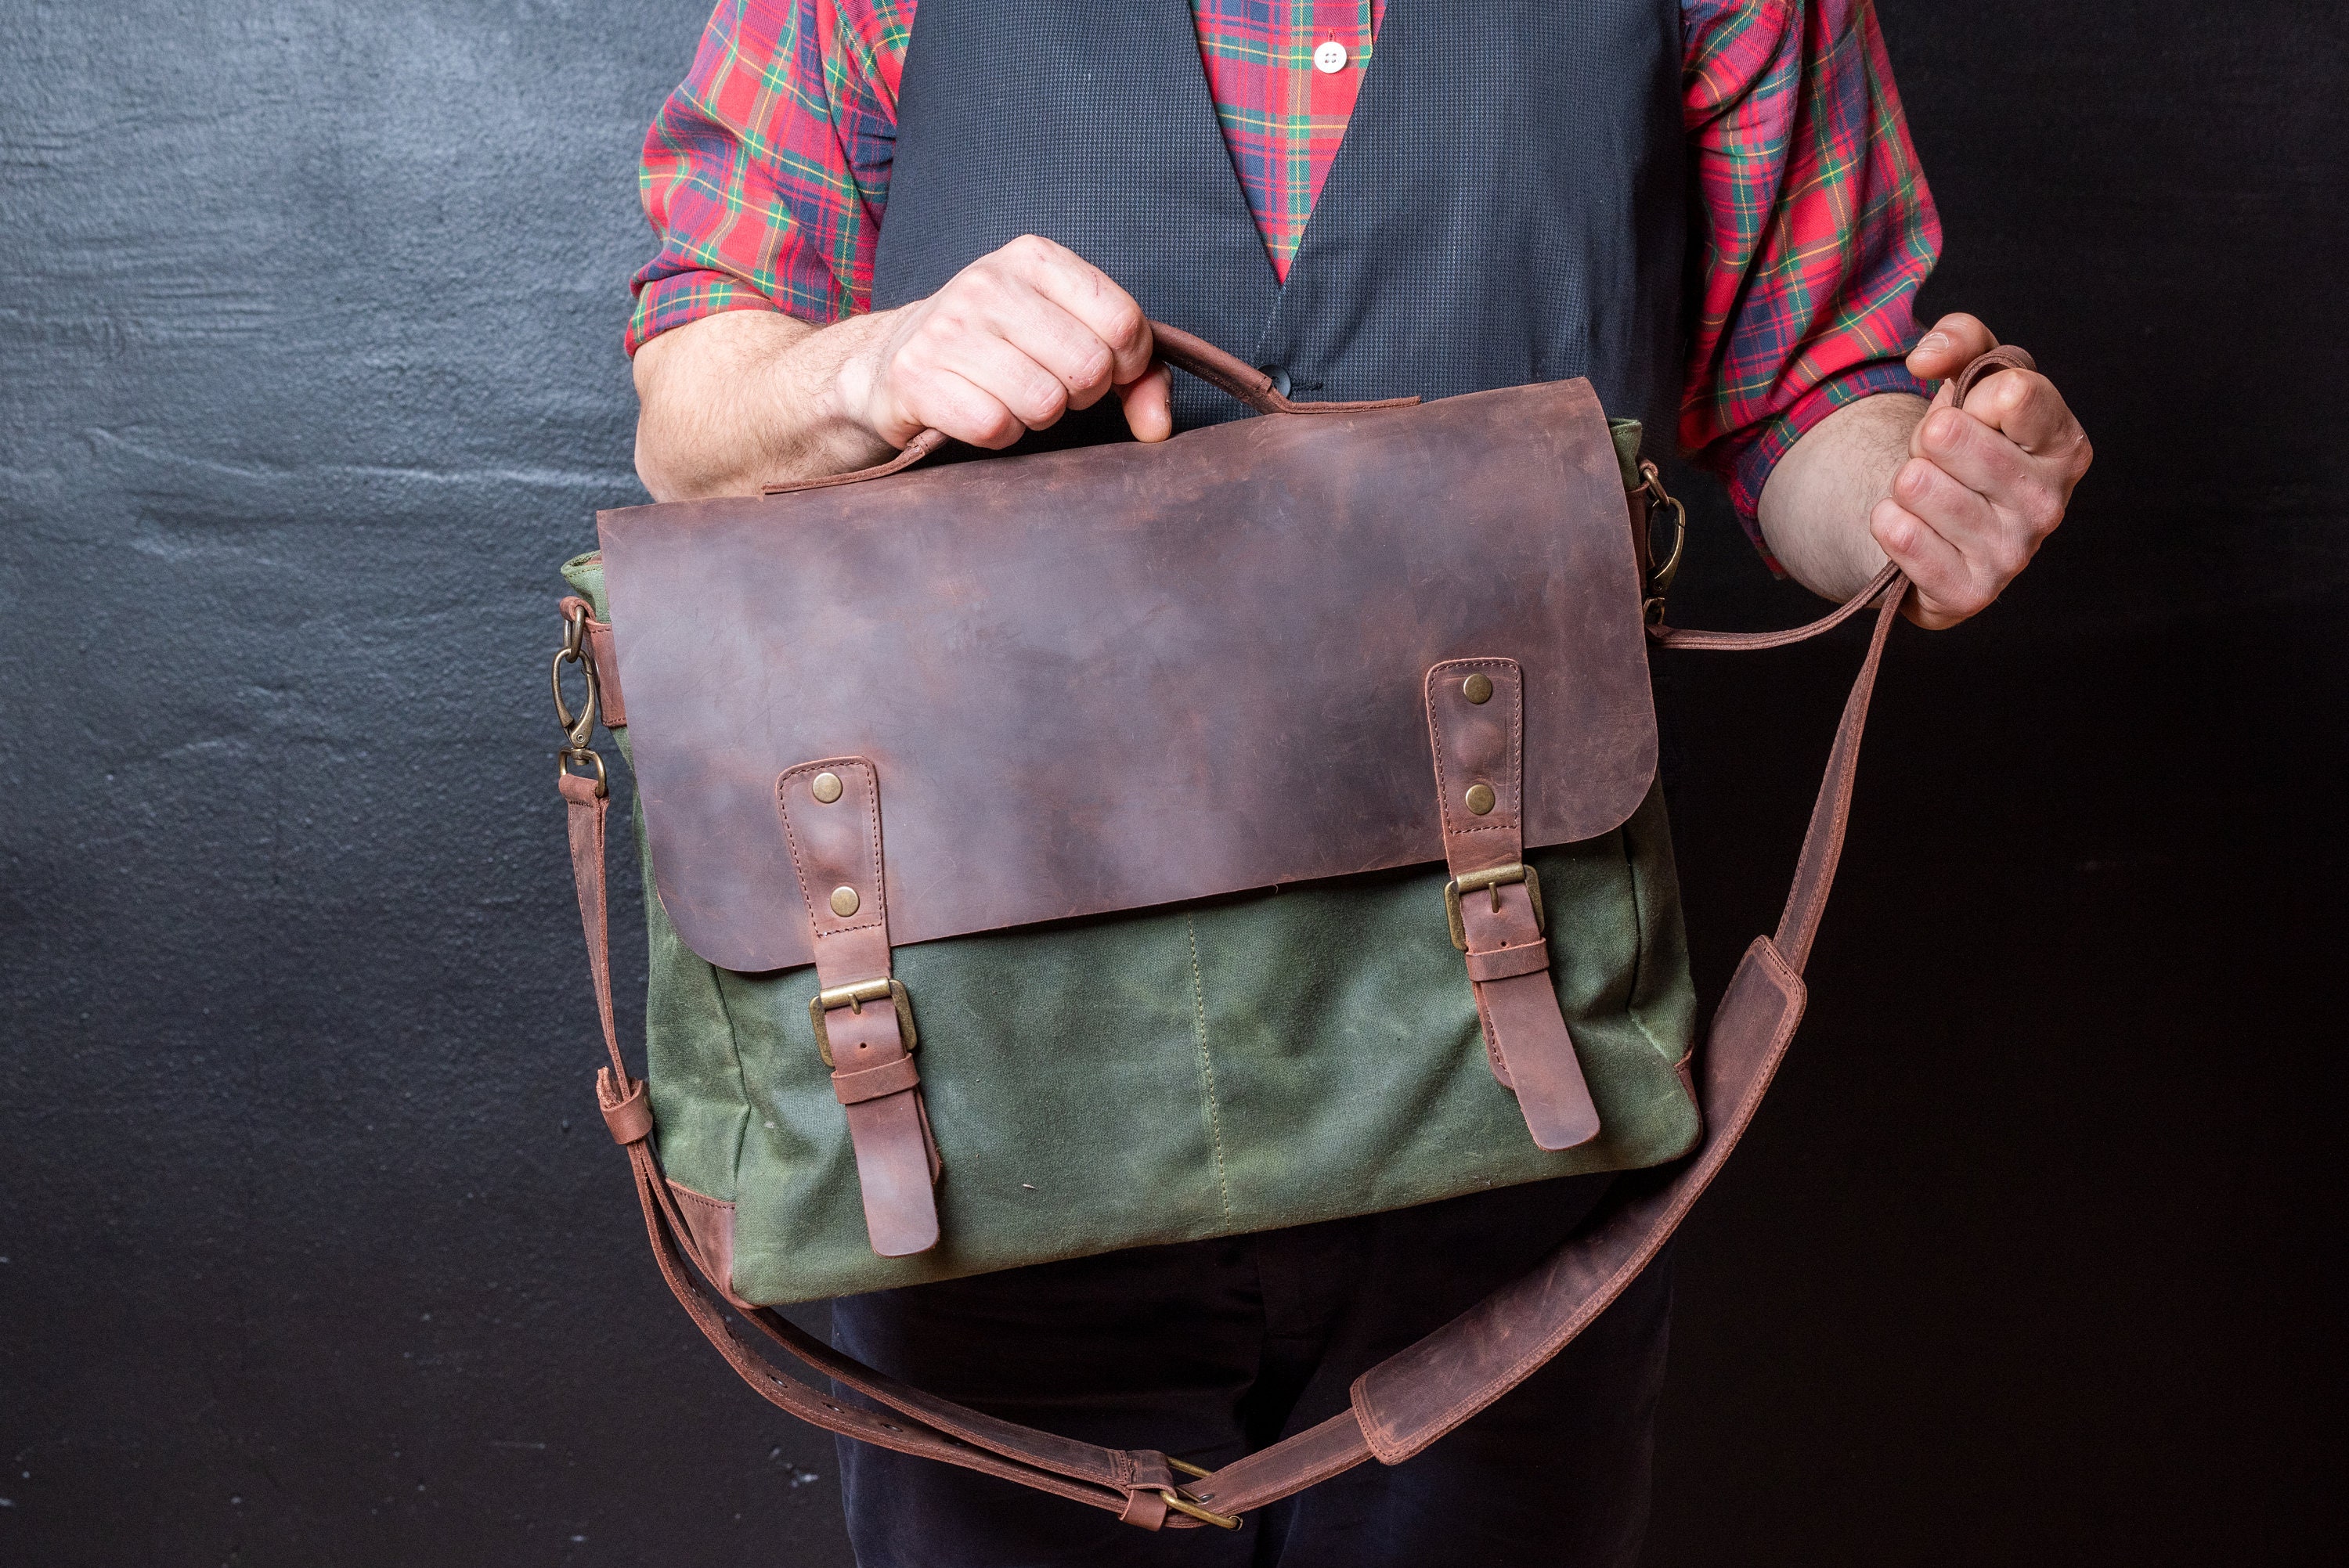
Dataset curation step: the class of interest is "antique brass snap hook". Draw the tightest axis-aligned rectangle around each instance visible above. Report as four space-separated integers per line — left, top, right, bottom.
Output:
554 602 608 796
1635 460 1686 625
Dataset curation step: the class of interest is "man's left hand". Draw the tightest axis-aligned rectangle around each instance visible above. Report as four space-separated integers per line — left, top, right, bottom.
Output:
1876 313 2095 629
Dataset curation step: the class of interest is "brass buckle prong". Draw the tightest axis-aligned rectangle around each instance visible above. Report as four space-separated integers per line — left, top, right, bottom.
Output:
807 977 917 1068
1157 1487 1241 1530
1442 863 1544 950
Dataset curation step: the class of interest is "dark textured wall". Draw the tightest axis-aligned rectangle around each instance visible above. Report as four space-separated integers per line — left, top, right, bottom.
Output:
1 3 2340 1564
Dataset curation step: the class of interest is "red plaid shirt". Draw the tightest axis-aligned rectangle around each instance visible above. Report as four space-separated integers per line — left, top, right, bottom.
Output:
631 0 1941 541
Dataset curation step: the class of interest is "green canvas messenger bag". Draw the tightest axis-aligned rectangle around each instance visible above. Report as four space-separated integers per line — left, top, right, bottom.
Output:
548 322 2033 1530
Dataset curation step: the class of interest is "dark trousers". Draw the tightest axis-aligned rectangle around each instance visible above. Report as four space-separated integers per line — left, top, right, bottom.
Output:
831 1176 1671 1567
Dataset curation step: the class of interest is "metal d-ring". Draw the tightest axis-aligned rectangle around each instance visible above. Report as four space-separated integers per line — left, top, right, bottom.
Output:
557 744 608 796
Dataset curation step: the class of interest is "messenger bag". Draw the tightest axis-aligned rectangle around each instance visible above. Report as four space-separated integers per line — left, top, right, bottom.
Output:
549 323 2030 1530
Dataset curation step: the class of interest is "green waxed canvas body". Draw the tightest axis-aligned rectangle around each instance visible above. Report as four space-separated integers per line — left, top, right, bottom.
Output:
567 503 1703 1304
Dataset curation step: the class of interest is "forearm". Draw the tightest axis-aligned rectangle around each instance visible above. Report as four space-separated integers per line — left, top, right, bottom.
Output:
631 308 900 502
1753 391 1928 604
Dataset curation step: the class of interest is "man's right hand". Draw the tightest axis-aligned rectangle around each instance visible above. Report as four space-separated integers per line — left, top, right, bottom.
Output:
839 235 1173 451
631 235 1171 502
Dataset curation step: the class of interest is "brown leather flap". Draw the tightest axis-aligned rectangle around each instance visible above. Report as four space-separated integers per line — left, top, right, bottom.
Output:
596 377 1654 975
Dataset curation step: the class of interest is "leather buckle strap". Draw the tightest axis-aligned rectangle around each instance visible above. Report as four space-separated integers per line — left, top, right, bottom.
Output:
777 759 943 1258
1422 659 1601 1152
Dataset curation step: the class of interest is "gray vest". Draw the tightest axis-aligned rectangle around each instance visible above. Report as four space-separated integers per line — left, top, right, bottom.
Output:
872 0 1688 442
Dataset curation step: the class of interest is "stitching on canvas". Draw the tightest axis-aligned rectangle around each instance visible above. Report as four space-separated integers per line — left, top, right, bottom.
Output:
1185 915 1233 1221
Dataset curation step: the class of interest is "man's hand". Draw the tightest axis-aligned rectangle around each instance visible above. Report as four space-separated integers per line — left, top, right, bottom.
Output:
1757 313 2093 628
841 235 1172 451
631 235 1170 501
1875 314 2095 628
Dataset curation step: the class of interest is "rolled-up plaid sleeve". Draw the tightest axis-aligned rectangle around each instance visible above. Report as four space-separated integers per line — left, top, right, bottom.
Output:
627 0 911 355
1680 0 1944 565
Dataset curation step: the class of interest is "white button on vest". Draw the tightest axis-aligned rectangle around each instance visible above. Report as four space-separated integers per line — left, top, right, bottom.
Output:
1313 40 1349 74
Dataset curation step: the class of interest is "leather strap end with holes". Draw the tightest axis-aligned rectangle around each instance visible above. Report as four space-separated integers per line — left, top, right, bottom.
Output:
1423 659 1600 1152
775 758 941 1258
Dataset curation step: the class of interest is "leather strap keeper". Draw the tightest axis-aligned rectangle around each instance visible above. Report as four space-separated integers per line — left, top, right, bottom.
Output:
1118 1489 1170 1531
833 1054 922 1106
776 758 942 1259
597 1068 652 1144
1464 939 1551 983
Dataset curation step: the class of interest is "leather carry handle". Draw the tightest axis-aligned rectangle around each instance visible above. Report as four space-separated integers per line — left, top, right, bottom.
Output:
761 320 1418 497
1142 320 1420 418
571 344 2024 1530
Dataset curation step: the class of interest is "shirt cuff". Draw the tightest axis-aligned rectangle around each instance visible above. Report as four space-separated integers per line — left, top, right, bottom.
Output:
627 270 813 358
1725 358 1933 571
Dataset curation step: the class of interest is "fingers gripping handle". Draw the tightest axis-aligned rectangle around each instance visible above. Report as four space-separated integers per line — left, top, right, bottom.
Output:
1949 343 2036 410
1651 341 2031 651
760 322 1416 496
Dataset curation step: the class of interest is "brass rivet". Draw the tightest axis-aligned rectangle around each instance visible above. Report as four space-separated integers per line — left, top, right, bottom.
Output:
1464 783 1496 816
810 771 843 804
829 885 861 917
1463 672 1493 705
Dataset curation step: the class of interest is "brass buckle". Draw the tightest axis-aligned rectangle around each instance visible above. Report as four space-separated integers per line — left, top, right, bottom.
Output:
1635 460 1686 625
1443 863 1545 951
1159 1458 1241 1530
807 977 917 1069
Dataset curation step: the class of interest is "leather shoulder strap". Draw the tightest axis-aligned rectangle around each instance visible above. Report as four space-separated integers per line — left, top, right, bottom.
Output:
555 346 2021 1530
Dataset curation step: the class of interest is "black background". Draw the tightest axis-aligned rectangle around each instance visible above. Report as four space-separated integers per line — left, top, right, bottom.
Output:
3 2 2342 1563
